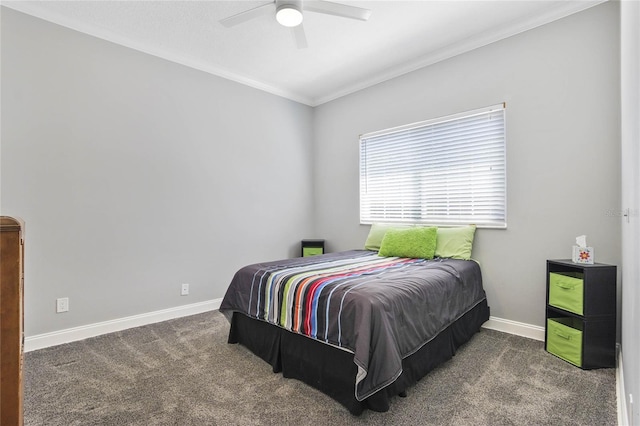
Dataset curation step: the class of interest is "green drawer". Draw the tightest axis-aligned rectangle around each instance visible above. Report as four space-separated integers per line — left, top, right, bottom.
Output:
302 247 323 257
549 272 584 315
547 318 583 367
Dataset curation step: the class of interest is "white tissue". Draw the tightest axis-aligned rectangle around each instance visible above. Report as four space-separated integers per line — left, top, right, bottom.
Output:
572 235 594 264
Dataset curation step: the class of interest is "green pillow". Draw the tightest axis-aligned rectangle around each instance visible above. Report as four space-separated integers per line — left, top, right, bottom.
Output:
435 225 476 260
364 223 412 251
378 227 437 259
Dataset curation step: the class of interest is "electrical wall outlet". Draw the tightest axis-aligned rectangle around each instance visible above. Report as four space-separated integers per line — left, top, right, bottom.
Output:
56 297 69 313
181 283 189 296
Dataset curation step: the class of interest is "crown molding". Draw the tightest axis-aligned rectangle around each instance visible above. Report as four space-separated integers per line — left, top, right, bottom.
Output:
312 0 607 106
2 0 607 108
1 2 316 106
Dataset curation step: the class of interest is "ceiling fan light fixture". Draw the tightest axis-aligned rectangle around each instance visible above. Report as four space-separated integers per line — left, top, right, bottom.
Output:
276 3 303 27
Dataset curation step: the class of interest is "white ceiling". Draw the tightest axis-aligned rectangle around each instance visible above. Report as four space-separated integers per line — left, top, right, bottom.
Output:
3 0 605 106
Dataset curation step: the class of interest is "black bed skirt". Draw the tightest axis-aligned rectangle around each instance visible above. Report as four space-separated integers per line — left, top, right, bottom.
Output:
228 299 490 415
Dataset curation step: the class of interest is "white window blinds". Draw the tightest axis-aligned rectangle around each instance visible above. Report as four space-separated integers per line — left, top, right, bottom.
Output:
359 104 506 228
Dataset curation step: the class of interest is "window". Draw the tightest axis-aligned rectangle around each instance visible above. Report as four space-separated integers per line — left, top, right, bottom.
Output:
359 104 506 228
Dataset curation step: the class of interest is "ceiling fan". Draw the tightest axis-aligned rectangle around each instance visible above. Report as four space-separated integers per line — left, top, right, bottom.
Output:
219 0 372 49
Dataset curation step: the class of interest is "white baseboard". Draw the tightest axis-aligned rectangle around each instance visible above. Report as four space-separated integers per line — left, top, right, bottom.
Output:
25 306 545 352
24 299 222 352
481 316 546 341
617 345 630 426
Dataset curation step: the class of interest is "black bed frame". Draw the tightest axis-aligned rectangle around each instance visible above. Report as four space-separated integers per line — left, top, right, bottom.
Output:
227 299 490 415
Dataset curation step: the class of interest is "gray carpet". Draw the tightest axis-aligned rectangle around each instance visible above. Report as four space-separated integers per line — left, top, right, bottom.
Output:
25 311 617 425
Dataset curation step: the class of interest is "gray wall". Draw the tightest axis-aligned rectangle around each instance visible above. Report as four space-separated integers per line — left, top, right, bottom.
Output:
313 2 621 328
1 8 315 336
0 4 624 340
621 1 640 424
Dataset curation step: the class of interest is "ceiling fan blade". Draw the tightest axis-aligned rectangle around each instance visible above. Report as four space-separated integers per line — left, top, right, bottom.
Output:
303 1 372 21
292 24 308 49
219 2 274 28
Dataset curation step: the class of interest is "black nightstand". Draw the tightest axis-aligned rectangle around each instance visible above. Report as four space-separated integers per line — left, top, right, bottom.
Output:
545 259 616 369
301 239 325 257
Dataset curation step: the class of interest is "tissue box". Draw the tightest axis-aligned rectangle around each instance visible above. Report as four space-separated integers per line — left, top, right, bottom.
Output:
572 246 594 264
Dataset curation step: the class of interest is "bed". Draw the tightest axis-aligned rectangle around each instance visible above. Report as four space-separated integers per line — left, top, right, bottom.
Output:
219 228 490 415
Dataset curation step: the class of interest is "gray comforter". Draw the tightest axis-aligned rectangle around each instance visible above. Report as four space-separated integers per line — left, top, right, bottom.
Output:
220 250 486 401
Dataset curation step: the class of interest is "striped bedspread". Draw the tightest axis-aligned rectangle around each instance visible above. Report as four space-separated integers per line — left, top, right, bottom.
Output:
220 250 486 401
